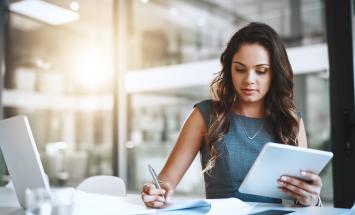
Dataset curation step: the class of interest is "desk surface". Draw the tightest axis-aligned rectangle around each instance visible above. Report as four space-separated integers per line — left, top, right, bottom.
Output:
0 187 352 215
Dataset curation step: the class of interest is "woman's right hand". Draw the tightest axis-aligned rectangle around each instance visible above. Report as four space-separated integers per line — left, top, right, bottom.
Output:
141 180 174 208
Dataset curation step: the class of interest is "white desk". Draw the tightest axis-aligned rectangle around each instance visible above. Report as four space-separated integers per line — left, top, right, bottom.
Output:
0 187 351 215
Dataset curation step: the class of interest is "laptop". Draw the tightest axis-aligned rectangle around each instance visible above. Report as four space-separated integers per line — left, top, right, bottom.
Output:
0 115 51 208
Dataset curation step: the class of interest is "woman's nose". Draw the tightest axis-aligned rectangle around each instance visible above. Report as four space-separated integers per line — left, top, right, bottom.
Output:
244 71 257 84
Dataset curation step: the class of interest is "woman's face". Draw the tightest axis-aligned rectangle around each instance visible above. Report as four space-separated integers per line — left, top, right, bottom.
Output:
231 43 273 105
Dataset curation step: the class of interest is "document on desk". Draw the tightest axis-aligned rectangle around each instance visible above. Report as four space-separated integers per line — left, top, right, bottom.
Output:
205 198 253 215
73 191 253 215
159 199 210 211
159 197 253 215
72 190 156 215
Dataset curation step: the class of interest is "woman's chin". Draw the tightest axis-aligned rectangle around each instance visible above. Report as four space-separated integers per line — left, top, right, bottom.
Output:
239 96 261 103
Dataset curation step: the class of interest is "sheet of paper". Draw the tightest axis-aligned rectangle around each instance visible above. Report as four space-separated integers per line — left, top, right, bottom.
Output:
72 191 253 215
159 199 211 211
206 198 253 215
158 197 252 215
72 191 156 215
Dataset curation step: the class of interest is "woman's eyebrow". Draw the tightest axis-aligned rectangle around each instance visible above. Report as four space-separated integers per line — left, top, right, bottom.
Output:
232 61 270 67
232 61 245 66
256 64 271 67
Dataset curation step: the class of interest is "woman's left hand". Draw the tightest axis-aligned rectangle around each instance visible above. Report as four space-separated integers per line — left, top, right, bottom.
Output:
277 170 322 206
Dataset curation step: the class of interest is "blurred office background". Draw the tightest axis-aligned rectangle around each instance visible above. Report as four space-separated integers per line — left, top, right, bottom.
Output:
0 0 333 203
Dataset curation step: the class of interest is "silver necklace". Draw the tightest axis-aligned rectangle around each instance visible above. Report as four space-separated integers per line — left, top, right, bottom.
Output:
237 116 265 140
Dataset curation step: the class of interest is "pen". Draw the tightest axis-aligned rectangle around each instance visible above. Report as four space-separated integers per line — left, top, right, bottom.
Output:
148 164 166 201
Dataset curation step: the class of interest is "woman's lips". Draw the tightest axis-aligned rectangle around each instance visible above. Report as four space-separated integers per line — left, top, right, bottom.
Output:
241 89 257 96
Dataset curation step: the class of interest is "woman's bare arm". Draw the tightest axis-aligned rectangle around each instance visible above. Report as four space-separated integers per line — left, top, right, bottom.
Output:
141 107 207 208
159 107 206 188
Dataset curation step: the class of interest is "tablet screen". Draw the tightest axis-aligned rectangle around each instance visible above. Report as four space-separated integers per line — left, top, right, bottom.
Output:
239 142 333 199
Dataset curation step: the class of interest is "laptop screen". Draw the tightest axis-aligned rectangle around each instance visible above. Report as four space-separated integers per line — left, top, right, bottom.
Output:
0 115 50 208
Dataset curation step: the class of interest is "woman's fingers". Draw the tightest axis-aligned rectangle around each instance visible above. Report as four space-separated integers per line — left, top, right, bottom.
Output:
278 179 311 197
141 190 166 209
143 183 166 195
300 171 323 186
277 172 322 206
141 182 173 208
278 175 320 194
278 187 306 201
141 192 166 203
278 186 318 206
145 201 165 208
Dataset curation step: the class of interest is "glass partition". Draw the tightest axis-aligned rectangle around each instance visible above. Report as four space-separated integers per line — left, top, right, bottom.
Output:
2 0 114 187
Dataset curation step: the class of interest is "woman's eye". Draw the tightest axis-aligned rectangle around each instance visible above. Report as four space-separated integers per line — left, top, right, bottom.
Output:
256 69 268 74
235 68 244 72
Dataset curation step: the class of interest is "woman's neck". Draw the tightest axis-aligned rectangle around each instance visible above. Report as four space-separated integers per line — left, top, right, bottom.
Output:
232 101 266 118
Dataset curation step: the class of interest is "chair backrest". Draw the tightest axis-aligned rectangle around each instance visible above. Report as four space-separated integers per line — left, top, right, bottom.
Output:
76 175 126 197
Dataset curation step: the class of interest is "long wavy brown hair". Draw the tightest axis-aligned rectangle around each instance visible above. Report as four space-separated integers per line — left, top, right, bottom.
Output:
203 22 300 173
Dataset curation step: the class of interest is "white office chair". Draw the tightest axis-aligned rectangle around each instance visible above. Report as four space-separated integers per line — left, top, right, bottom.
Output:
76 175 126 197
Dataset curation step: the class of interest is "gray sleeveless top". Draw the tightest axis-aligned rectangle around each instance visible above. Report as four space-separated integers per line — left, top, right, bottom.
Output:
195 99 282 203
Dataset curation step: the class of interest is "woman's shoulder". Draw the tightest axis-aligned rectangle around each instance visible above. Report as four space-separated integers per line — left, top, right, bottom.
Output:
193 99 217 127
194 99 213 109
193 99 223 114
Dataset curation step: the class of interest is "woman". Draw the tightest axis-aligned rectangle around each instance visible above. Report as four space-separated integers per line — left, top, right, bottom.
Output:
141 22 322 208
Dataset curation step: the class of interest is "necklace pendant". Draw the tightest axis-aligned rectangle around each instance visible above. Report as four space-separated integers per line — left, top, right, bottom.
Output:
238 117 265 140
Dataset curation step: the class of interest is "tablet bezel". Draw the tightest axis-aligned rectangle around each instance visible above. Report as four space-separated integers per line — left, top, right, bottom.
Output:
238 142 333 200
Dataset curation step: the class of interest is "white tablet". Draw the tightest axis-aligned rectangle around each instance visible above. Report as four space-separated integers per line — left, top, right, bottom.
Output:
238 142 333 200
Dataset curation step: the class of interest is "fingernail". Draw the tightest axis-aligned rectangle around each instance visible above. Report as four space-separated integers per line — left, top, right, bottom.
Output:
301 171 307 176
281 176 287 181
